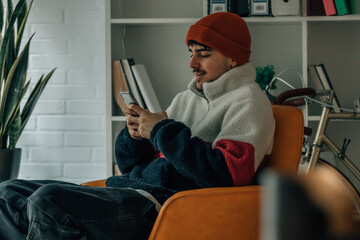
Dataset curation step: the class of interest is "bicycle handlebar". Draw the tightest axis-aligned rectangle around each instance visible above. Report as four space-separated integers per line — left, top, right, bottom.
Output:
267 88 316 136
270 88 316 106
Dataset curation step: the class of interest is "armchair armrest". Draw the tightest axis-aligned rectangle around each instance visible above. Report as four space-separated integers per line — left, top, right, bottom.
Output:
82 180 262 239
81 179 107 187
149 186 263 240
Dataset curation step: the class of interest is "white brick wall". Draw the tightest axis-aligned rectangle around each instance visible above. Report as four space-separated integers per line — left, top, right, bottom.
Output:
14 0 107 183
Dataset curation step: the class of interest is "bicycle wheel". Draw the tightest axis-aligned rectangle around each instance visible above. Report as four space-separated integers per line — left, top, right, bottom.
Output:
317 159 360 216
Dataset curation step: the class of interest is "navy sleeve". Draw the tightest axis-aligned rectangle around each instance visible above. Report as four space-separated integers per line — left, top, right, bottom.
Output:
115 127 156 174
149 119 233 188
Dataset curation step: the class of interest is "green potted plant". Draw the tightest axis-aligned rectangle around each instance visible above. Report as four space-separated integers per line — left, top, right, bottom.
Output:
255 65 276 91
0 0 56 182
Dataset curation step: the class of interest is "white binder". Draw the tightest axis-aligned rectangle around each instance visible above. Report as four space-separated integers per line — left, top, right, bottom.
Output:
271 0 301 16
131 64 162 113
250 0 270 16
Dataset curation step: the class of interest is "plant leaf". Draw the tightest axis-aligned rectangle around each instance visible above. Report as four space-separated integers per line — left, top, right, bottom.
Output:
0 132 7 149
9 80 29 147
17 0 27 35
6 0 13 28
15 0 32 57
20 68 56 136
21 74 43 118
0 0 26 84
0 0 4 34
0 33 32 140
5 25 16 81
8 109 21 149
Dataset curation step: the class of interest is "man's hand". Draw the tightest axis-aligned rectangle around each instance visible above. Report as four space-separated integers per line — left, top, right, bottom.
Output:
123 105 142 139
125 104 168 139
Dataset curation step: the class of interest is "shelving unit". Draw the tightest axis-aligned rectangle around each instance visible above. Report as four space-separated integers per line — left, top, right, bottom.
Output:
105 0 360 177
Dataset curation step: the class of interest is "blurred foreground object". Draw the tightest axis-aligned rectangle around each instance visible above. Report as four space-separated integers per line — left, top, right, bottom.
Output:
261 169 360 240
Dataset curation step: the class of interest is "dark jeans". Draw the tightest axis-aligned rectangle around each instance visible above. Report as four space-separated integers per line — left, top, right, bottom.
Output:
0 179 158 240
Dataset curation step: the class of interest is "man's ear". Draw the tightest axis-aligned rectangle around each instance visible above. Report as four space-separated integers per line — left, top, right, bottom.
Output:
230 59 238 68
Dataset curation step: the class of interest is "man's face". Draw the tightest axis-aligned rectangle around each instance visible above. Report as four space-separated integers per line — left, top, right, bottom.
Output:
189 44 232 90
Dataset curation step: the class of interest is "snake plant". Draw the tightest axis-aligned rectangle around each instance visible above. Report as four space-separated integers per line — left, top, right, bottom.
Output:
0 0 56 149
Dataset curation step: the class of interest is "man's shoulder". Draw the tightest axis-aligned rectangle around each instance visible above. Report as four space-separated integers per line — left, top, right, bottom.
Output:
224 81 265 103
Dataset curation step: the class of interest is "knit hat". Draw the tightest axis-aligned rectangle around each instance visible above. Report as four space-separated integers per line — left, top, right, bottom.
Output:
186 12 251 66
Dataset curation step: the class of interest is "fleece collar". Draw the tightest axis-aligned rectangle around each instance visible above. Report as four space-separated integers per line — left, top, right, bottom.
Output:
188 62 256 101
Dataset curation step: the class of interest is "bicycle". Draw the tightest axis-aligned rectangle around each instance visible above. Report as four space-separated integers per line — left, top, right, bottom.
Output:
265 78 360 215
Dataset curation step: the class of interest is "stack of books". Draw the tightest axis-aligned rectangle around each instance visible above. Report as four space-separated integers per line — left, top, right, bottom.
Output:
208 0 302 17
321 0 350 16
308 63 342 113
308 0 359 16
208 0 358 17
112 59 162 114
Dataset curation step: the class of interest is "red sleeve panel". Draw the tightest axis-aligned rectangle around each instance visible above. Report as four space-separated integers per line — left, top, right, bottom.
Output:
215 139 255 187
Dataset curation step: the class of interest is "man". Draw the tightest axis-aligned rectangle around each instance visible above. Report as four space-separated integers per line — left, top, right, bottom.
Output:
0 12 274 239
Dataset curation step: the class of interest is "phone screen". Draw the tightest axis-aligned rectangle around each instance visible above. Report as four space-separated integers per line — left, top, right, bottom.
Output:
120 92 138 106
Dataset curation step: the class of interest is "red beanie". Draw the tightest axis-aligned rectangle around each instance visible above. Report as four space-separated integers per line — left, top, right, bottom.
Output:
186 12 251 66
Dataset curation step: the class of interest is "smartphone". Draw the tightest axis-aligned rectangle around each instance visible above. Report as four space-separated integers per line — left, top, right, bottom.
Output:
120 92 138 106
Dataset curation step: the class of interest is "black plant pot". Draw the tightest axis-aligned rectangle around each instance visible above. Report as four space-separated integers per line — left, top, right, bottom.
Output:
0 148 21 183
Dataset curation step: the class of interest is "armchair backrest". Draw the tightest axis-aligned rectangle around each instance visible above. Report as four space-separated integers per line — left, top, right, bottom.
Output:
268 105 304 173
148 105 305 240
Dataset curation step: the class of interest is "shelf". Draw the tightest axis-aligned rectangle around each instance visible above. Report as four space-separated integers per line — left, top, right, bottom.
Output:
112 116 126 121
111 17 302 25
239 15 360 23
244 16 303 23
305 14 360 22
111 15 360 25
111 18 199 25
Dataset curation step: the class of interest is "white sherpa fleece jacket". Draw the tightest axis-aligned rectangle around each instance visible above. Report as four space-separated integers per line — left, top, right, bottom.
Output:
166 62 275 174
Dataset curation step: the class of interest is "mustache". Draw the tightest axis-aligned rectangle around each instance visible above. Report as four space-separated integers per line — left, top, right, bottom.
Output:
193 69 206 74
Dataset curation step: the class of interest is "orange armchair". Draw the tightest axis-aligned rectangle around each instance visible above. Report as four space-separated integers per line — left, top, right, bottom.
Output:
83 105 304 240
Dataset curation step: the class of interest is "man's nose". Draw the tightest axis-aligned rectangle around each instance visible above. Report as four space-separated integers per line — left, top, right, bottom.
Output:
189 56 200 69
